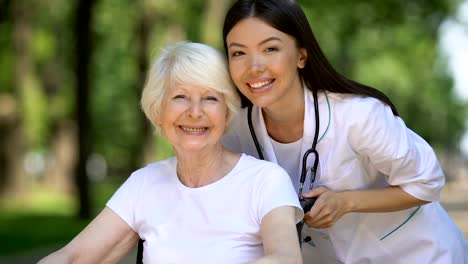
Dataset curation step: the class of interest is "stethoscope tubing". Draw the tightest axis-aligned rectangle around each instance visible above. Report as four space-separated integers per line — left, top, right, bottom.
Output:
247 90 320 244
247 89 320 194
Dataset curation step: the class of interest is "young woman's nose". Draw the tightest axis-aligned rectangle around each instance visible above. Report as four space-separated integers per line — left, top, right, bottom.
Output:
248 54 266 74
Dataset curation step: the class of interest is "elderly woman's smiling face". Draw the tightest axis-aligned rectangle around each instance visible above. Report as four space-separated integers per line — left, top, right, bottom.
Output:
156 83 228 153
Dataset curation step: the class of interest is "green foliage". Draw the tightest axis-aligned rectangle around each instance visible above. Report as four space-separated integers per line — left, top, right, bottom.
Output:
154 134 175 161
92 0 142 169
0 180 122 255
299 0 466 149
1 0 466 173
0 214 88 255
21 75 50 149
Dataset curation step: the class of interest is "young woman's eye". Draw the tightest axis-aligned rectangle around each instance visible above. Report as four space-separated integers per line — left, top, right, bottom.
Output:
231 51 245 57
265 47 279 52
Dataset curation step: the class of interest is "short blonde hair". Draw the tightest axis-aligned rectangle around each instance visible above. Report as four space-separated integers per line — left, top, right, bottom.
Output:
141 42 240 130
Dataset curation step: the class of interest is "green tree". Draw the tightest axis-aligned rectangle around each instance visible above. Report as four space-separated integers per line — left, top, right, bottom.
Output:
299 0 466 150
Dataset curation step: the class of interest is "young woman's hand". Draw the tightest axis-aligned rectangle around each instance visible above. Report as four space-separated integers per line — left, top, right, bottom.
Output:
301 186 429 228
301 187 352 228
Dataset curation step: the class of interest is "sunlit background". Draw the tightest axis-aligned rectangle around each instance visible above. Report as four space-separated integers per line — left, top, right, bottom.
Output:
0 0 467 262
441 0 468 152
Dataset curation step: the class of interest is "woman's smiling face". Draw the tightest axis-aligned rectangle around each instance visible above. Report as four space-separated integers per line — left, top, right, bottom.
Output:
226 17 307 109
156 83 228 153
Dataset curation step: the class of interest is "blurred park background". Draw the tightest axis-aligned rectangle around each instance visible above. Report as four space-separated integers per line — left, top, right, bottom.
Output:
1 0 468 262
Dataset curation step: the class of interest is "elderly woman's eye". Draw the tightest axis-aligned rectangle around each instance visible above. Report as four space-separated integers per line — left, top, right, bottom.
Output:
173 95 187 100
205 96 219 101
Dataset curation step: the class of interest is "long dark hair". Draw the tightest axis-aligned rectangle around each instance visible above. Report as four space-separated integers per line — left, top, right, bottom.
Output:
222 0 399 116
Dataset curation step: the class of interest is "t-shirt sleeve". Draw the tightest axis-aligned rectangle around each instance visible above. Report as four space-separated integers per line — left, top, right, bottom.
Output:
255 164 304 224
106 172 142 232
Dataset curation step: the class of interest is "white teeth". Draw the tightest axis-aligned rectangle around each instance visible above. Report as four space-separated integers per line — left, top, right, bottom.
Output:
249 80 272 88
181 127 205 132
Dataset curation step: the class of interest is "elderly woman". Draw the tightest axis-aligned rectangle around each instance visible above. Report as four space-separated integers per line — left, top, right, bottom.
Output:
38 42 303 264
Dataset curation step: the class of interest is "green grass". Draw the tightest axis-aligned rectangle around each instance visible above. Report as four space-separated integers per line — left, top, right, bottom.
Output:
0 213 89 255
0 179 124 256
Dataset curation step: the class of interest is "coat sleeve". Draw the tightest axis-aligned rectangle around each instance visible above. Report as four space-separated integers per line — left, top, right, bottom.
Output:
347 98 445 201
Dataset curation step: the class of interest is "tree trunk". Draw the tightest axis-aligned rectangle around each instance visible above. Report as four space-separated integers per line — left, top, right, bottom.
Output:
44 121 77 193
0 95 20 197
8 0 34 198
73 0 97 219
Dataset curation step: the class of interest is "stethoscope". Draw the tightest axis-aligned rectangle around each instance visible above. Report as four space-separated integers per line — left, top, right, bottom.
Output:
247 89 320 200
247 89 320 243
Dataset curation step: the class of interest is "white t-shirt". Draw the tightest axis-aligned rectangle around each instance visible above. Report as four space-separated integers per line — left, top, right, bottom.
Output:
270 137 303 191
106 154 303 264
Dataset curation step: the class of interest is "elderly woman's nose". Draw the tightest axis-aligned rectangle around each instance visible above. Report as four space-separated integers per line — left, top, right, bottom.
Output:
186 100 203 118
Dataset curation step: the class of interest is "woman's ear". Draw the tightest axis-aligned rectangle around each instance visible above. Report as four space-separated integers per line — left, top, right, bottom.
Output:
297 48 308 69
154 111 162 126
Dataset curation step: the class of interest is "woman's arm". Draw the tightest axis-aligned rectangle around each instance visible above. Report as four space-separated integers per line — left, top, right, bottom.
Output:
38 207 139 264
301 98 441 229
302 186 428 228
250 206 303 264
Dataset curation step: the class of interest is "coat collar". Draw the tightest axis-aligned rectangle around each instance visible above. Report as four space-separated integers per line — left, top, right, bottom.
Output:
250 87 330 183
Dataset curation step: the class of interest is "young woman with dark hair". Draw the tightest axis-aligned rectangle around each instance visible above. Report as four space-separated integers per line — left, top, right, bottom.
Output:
222 0 467 262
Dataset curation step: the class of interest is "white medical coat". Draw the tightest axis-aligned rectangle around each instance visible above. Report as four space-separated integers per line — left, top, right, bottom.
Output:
222 89 468 263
